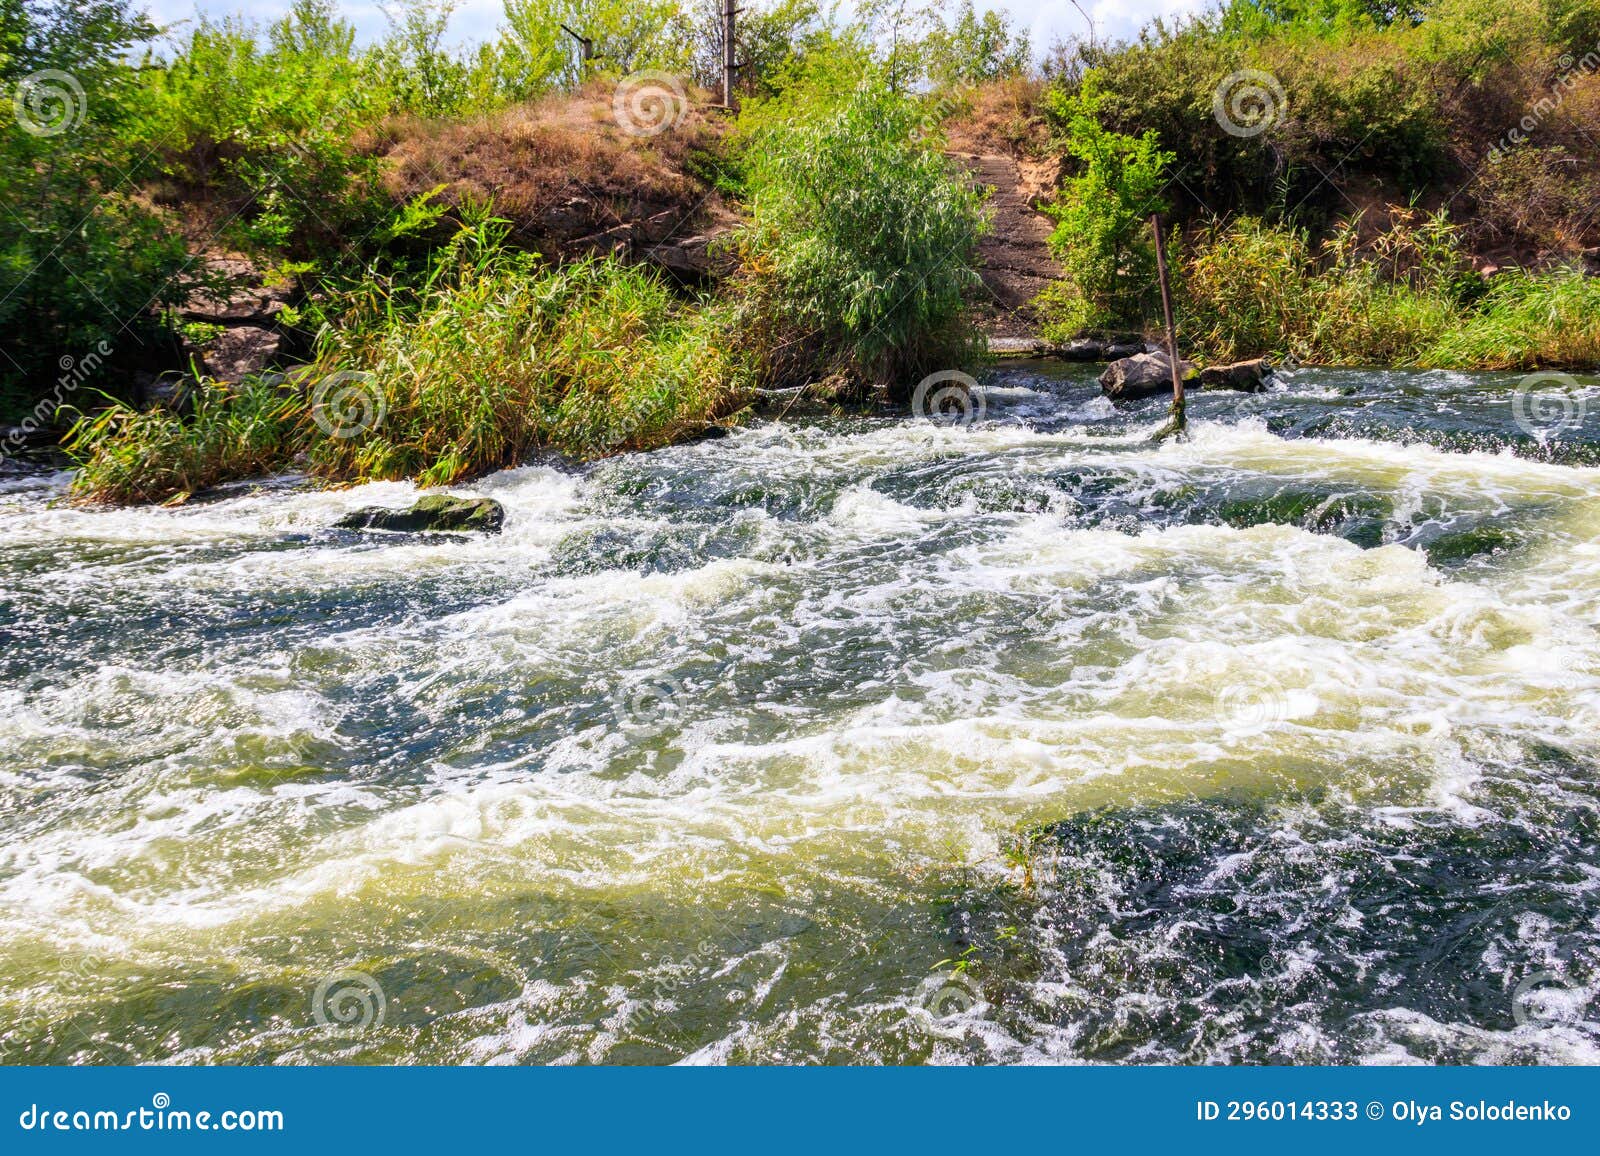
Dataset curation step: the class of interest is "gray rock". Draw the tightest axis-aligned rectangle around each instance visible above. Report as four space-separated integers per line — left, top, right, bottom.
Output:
988 336 1048 358
202 326 283 383
643 232 734 279
1098 351 1195 401
180 258 295 325
336 494 505 535
1197 358 1273 392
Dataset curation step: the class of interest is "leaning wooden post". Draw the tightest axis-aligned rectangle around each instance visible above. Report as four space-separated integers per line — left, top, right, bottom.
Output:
1150 212 1186 440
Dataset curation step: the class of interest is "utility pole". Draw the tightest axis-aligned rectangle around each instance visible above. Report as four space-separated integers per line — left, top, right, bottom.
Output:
559 23 594 78
721 0 740 110
1069 0 1097 52
1151 213 1187 440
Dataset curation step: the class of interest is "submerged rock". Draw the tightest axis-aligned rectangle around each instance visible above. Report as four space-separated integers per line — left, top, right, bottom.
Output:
1197 358 1273 392
336 494 505 535
1098 351 1195 401
1422 523 1526 565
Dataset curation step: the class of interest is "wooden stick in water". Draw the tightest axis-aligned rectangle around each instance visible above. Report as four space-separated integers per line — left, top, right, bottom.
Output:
1150 212 1186 440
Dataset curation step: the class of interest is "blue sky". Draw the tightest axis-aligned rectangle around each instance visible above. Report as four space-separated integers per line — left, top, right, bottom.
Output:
137 1 1213 56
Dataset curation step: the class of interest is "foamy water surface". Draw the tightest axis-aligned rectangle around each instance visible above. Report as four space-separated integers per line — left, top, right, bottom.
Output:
2 361 1599 1064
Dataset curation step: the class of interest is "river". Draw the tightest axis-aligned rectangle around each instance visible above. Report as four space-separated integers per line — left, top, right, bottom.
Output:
2 360 1599 1064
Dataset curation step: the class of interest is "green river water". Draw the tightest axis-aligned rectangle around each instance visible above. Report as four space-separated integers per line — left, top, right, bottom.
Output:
2 360 1599 1064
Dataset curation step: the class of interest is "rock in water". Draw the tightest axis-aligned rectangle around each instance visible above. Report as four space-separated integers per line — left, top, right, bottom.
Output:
336 495 505 535
1197 358 1273 392
1098 351 1195 401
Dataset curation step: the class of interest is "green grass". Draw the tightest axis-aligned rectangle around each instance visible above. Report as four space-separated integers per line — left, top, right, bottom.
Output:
1174 213 1600 370
66 222 751 503
64 384 303 506
307 242 748 487
1419 268 1600 370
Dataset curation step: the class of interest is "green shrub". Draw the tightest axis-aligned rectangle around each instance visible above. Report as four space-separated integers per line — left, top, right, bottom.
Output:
1073 9 1445 219
144 1 392 254
0 0 191 418
1038 73 1175 338
306 220 747 486
734 65 988 392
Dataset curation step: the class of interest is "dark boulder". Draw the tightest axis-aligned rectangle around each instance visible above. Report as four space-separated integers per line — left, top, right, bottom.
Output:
1197 358 1273 392
1098 351 1196 401
336 494 505 535
1056 338 1106 361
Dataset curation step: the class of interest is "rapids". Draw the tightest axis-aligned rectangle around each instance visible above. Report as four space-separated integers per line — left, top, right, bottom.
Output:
2 360 1599 1064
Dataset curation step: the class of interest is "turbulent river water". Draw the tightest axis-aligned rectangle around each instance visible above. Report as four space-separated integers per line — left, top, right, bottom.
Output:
4 360 1600 1065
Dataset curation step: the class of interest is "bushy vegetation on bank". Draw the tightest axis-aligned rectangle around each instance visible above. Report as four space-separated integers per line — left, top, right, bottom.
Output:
9 0 1600 503
733 58 987 393
66 223 748 504
307 219 747 487
1034 0 1600 366
26 1 991 501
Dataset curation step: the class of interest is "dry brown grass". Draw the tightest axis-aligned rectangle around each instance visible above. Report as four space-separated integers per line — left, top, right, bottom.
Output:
942 76 1052 158
379 81 735 255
